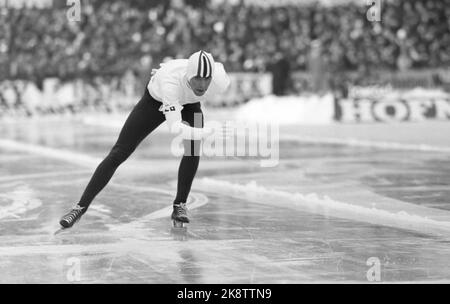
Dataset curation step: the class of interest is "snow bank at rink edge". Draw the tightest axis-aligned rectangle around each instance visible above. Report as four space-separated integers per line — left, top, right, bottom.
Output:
350 87 449 100
234 88 450 125
234 94 335 124
195 178 450 236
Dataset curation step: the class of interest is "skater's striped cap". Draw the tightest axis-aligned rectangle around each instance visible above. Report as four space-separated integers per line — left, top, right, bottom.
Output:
186 50 215 79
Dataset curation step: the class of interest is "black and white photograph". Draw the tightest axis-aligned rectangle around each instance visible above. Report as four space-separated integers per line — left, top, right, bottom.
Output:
0 0 449 286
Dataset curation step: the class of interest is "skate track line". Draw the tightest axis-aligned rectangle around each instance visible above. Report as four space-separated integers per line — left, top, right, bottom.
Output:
0 170 90 183
105 183 209 233
0 237 249 257
281 134 450 153
0 139 209 226
0 139 102 168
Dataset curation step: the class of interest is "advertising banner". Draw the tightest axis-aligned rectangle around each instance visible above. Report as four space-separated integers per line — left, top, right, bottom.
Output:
335 89 450 122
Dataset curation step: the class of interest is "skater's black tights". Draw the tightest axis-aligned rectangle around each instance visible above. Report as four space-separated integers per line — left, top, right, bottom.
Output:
174 143 200 204
78 89 203 209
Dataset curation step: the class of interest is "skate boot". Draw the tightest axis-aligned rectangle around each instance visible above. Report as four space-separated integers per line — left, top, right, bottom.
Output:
171 202 189 228
59 204 86 228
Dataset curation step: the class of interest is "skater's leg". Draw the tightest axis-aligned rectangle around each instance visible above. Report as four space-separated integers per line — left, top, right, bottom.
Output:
173 103 203 204
173 147 200 203
79 91 165 209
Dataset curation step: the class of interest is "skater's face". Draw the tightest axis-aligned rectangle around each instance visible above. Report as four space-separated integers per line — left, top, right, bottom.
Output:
189 76 212 96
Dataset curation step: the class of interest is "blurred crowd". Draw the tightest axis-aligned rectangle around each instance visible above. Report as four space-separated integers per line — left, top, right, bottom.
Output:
0 0 449 84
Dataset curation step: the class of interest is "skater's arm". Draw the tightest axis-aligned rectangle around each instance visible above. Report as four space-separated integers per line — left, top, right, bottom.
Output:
163 106 231 141
157 76 212 140
212 63 231 93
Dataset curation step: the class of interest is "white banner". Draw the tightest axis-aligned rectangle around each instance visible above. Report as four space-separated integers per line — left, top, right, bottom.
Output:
0 73 272 112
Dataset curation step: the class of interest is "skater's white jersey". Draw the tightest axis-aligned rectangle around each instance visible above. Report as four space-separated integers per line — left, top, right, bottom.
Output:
147 59 230 107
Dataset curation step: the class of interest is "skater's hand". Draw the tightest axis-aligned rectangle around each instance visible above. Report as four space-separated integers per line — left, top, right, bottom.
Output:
151 68 159 77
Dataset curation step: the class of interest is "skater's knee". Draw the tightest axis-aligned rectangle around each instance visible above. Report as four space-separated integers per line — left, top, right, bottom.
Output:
107 145 134 166
183 140 201 157
181 154 200 170
182 149 200 161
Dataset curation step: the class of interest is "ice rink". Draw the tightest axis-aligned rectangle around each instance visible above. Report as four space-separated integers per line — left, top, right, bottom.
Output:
1 113 450 283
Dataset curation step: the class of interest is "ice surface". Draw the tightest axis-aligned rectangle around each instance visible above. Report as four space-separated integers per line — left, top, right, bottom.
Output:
0 117 449 283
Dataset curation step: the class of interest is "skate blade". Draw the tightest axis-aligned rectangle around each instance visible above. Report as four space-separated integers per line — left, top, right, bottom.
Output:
170 221 188 241
171 220 188 234
172 220 187 229
54 227 71 235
